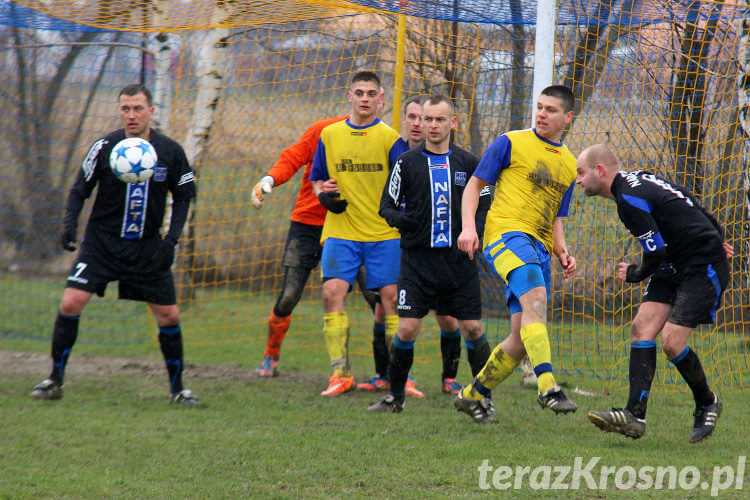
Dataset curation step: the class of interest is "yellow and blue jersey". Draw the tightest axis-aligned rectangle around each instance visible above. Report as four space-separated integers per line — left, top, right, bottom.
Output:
474 128 576 254
310 118 405 242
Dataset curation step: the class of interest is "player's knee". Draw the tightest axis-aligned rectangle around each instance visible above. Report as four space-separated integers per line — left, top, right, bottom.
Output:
459 320 483 340
59 297 86 317
522 290 547 319
436 315 459 332
275 291 301 317
152 305 180 326
396 325 419 342
660 334 685 359
630 319 655 342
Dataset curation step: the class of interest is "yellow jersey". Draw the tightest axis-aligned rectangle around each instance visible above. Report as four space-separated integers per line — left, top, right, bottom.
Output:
310 118 405 242
474 128 576 253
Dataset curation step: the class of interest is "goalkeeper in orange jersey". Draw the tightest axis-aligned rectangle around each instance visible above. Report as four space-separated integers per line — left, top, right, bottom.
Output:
250 113 385 378
456 85 578 423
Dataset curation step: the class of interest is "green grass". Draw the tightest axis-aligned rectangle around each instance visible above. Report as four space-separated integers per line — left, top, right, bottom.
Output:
1 329 748 499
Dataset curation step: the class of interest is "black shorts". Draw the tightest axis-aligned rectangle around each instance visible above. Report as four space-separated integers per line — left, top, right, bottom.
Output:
642 259 729 328
397 248 481 320
282 221 323 270
65 230 176 305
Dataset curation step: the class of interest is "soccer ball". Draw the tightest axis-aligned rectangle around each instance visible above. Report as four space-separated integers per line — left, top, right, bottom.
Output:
109 137 158 183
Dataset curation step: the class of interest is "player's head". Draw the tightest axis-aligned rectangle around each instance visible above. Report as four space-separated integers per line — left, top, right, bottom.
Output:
422 95 456 151
348 71 382 124
576 143 620 199
535 85 574 142
118 84 154 139
402 95 426 146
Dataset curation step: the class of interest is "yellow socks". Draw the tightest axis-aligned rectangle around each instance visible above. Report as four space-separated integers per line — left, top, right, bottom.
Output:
462 345 519 401
385 314 399 348
520 322 556 393
323 311 349 372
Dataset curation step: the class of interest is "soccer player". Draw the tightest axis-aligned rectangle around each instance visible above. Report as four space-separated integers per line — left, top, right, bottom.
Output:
456 85 578 423
576 144 732 442
309 70 407 396
31 84 198 405
368 95 492 413
249 111 385 378
356 95 464 397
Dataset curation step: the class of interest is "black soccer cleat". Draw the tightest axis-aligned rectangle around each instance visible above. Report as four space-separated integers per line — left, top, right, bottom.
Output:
587 408 646 439
537 386 577 414
690 397 722 443
454 392 498 424
367 394 404 413
31 378 63 400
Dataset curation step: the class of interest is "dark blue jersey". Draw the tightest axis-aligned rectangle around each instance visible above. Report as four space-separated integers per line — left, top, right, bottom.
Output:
67 128 196 240
380 142 490 250
610 170 725 282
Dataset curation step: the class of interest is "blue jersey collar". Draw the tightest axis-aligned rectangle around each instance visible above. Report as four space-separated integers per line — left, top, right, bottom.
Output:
345 117 381 129
532 128 563 148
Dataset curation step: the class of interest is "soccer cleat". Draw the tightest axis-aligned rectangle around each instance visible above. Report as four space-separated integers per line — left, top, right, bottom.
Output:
587 408 646 439
170 389 200 406
690 397 722 443
454 392 498 424
255 356 278 377
320 374 355 397
31 378 63 400
537 386 577 414
405 375 424 398
357 375 390 391
367 394 405 413
442 378 462 395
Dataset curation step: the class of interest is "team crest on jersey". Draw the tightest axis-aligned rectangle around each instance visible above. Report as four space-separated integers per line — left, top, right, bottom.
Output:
153 166 167 182
454 171 467 186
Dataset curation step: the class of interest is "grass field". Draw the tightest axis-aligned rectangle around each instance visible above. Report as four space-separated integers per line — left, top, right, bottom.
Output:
1 324 747 499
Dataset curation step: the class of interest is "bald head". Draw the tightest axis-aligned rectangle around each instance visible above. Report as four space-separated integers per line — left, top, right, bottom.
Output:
576 144 620 199
578 144 620 173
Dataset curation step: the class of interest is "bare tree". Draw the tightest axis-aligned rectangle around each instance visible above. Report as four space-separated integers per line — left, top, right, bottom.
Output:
667 3 722 196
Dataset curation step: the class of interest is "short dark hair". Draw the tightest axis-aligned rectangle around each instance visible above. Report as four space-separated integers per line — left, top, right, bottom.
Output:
351 71 381 87
119 83 153 106
541 85 574 113
402 95 426 113
425 94 454 112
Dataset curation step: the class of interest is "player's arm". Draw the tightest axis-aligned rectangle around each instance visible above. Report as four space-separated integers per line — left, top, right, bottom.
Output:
309 139 347 214
379 157 417 232
553 182 576 278
153 146 196 270
457 176 488 260
617 196 666 283
471 149 491 243
459 135 509 258
61 140 104 251
252 120 326 209
552 217 575 279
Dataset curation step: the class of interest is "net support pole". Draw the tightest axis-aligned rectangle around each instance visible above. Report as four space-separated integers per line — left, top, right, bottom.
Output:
392 13 407 131
531 0 557 127
741 11 750 297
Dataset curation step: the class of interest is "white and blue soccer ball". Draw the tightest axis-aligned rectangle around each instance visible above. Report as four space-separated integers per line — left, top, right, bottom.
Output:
109 137 158 183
